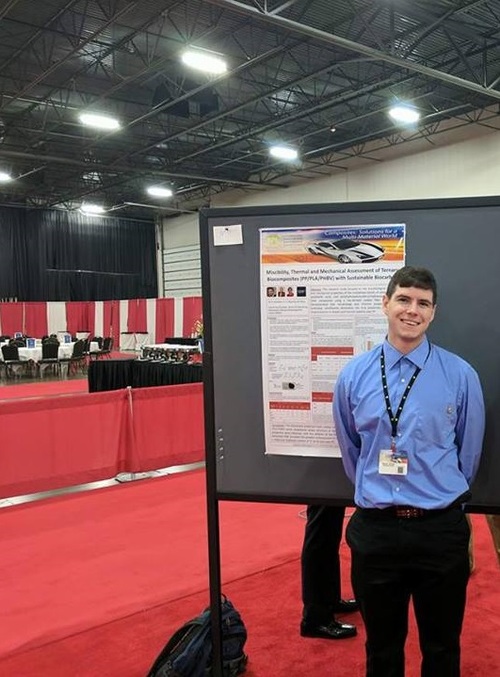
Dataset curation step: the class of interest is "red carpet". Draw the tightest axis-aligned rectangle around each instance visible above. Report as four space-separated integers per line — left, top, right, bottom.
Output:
0 471 499 676
0 470 303 659
0 379 88 400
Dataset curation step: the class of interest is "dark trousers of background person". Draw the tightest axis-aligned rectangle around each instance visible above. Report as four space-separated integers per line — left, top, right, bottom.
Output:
301 505 345 625
346 507 470 677
486 514 500 566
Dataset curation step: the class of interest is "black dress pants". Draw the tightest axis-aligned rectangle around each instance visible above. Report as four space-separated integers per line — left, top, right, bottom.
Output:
346 507 470 677
301 505 345 625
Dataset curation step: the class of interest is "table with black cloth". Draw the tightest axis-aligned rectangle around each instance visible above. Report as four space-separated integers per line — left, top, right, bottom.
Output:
88 358 203 392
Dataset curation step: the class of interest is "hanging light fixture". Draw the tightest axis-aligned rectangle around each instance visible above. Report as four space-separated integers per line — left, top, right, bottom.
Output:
181 49 228 75
269 145 299 161
388 105 420 124
0 171 13 182
79 113 121 131
147 185 174 198
80 202 106 215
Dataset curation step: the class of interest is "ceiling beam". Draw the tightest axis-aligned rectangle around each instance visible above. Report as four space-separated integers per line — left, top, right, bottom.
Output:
0 0 140 111
0 0 81 77
201 0 500 100
0 0 22 21
0 147 286 188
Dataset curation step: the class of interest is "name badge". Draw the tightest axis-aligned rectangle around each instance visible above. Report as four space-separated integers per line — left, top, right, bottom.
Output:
378 449 408 476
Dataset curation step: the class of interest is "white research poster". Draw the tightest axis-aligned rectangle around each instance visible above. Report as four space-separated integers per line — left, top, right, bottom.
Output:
260 223 406 457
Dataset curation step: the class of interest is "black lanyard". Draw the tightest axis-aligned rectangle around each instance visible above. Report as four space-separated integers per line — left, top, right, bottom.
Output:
380 349 422 443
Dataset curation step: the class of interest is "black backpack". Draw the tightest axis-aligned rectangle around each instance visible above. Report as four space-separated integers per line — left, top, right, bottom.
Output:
146 596 248 677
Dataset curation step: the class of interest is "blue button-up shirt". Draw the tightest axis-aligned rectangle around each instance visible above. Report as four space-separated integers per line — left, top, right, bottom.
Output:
333 337 485 509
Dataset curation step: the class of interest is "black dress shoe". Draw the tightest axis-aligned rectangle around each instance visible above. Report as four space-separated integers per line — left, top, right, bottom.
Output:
334 598 359 614
300 619 357 640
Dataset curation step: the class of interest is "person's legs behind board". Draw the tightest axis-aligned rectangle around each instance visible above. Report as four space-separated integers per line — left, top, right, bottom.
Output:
301 504 357 639
485 514 500 566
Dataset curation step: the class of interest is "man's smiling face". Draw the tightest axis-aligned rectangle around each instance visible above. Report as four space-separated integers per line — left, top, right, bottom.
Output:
382 284 436 353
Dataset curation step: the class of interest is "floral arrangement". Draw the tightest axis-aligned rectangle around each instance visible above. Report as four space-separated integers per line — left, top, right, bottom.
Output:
193 318 204 337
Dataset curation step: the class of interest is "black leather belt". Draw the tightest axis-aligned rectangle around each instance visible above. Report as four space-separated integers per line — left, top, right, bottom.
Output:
393 507 430 519
358 505 459 519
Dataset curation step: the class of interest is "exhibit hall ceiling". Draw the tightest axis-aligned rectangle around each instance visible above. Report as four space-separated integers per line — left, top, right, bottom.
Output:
1 0 500 220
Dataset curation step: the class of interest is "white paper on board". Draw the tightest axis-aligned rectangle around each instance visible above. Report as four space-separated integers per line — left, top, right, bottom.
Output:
259 223 407 458
213 224 243 246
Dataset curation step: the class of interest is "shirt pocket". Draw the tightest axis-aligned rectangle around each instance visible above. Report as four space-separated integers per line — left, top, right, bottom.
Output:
413 385 458 447
352 387 386 433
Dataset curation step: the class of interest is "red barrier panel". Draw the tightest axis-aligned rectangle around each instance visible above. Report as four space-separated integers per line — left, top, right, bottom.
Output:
0 391 129 498
0 384 205 498
129 383 205 472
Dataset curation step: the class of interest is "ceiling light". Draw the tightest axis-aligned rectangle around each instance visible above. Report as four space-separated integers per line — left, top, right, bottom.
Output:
0 171 13 182
388 105 420 124
82 171 101 182
269 145 299 161
181 50 227 75
79 113 121 131
330 126 337 133
147 186 174 198
80 203 105 215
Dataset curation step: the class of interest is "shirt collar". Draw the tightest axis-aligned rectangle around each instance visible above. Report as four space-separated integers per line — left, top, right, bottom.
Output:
383 337 430 369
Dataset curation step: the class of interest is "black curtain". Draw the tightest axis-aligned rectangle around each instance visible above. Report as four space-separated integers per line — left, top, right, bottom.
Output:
0 208 25 299
0 208 158 301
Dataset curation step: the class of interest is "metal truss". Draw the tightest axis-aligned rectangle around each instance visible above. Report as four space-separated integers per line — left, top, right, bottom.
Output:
1 0 500 219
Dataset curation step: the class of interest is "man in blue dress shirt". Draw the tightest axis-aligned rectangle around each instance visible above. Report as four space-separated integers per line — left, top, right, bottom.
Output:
333 266 485 677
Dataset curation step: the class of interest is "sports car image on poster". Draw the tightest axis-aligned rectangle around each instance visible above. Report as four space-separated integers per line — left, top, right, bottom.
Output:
306 238 385 263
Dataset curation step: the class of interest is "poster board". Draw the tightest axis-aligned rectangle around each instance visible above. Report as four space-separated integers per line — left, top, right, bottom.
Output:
200 197 500 512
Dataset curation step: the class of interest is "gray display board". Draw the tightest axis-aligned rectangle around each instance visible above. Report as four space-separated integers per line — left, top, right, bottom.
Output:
200 198 500 512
